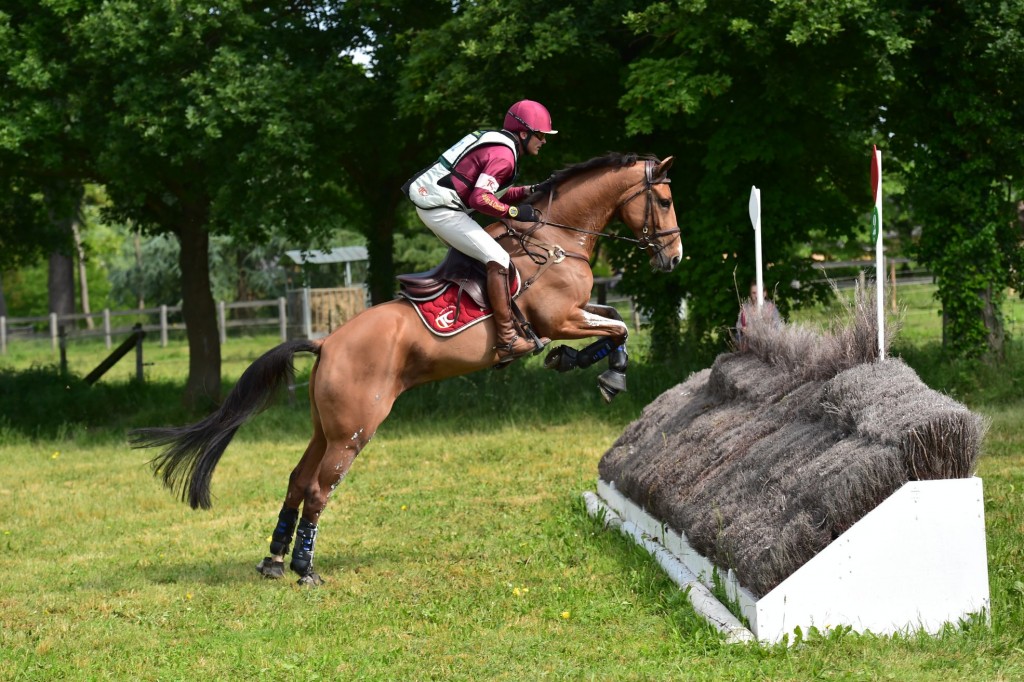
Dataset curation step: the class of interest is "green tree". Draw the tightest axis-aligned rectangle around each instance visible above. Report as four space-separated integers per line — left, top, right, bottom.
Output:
616 0 912 355
888 1 1024 358
1 0 385 405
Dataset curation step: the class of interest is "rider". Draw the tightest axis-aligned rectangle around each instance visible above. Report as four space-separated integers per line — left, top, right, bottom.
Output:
403 99 556 360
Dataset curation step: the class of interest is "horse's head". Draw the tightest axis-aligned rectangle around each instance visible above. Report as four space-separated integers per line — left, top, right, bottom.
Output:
616 156 682 272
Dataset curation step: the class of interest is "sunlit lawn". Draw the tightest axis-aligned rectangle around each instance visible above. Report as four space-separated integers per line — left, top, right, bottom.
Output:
1 282 1023 679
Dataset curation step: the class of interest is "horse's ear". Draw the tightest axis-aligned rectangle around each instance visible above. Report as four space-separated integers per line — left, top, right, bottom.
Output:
655 156 674 178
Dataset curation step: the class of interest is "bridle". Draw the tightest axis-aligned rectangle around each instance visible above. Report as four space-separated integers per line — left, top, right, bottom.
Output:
497 158 681 290
506 159 680 256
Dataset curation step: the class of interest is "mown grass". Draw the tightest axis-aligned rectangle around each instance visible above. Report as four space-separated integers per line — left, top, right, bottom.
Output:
1 285 1023 680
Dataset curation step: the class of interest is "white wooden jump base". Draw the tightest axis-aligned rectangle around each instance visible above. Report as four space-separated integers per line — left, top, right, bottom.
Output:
585 476 990 644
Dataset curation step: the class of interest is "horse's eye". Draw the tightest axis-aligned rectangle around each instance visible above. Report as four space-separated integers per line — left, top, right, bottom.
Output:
658 198 672 209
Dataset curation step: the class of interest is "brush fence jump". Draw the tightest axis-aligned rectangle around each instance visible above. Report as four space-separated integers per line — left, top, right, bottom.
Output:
588 307 990 643
588 477 988 643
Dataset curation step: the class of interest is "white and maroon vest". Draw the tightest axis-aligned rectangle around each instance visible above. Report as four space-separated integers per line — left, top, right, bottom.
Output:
404 130 519 211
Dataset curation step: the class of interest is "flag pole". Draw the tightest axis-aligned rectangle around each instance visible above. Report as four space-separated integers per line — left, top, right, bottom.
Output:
871 146 884 359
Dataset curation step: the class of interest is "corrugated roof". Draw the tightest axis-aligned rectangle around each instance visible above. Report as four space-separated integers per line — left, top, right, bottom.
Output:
285 246 368 265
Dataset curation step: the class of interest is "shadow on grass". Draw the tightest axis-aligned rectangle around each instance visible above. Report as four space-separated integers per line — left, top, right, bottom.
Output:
0 354 706 443
7 337 1023 444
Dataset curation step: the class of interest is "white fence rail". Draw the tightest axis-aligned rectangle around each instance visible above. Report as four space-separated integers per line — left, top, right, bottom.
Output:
0 287 367 355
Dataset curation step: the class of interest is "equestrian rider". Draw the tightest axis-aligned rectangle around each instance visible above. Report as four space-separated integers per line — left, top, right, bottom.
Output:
404 100 556 360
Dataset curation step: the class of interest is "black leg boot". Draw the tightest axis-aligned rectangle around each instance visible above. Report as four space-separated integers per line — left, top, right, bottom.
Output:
256 505 298 579
290 518 323 586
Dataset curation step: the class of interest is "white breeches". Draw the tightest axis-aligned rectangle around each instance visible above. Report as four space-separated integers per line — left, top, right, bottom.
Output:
416 207 510 268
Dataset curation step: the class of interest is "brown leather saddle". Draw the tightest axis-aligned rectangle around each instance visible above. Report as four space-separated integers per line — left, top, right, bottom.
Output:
397 248 491 308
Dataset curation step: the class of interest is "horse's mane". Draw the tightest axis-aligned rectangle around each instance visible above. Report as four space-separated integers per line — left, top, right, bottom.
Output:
528 152 659 202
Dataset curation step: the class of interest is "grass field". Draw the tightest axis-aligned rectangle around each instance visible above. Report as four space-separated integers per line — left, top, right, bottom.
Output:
1 284 1023 680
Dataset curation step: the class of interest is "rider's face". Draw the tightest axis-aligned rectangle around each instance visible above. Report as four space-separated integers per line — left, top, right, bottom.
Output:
521 131 545 156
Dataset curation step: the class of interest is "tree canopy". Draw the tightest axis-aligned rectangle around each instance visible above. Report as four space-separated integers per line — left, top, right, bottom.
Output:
3 0 1023 406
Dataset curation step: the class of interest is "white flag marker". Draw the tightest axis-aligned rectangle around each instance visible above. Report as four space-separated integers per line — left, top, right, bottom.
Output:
749 186 763 307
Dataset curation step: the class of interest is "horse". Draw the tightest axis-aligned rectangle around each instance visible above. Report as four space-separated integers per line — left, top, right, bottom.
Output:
133 152 682 585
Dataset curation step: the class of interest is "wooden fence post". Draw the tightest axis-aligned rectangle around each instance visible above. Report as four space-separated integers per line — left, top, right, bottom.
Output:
134 323 145 384
890 260 897 313
1 316 6 355
103 309 112 349
50 313 58 352
218 300 227 345
302 287 312 339
160 304 168 347
58 325 67 376
278 297 287 342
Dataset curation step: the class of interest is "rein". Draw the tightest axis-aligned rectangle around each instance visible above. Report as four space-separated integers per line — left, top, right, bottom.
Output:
537 159 680 251
498 159 680 292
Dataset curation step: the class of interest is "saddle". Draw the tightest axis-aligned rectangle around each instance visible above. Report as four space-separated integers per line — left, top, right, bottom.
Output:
396 249 523 338
397 249 491 308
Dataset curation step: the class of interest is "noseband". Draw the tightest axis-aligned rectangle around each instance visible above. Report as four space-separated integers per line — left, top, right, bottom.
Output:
614 159 680 252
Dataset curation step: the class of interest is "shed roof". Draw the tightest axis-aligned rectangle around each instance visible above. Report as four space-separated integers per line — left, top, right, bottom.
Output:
285 246 368 265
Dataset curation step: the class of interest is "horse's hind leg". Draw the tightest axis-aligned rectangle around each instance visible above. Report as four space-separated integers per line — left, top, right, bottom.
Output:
287 391 399 586
255 428 326 580
287 439 360 585
256 357 329 580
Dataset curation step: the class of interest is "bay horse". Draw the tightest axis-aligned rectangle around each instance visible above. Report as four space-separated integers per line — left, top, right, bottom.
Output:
133 152 682 585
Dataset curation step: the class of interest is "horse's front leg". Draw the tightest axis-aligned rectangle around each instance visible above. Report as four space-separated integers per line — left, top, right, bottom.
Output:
544 304 630 402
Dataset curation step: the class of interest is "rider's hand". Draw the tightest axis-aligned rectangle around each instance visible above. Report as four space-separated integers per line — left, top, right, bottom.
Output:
507 203 538 223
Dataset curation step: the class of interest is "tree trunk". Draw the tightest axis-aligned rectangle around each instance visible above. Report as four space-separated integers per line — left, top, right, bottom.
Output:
365 190 400 306
45 183 79 318
48 250 75 316
72 218 94 329
0 274 7 317
981 284 1005 359
178 215 221 409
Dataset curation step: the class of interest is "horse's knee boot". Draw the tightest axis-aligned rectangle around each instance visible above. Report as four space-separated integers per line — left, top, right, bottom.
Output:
544 345 578 372
289 518 318 577
269 505 299 556
576 338 616 369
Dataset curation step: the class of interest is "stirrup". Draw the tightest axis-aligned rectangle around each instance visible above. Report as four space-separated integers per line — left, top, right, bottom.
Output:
494 334 536 359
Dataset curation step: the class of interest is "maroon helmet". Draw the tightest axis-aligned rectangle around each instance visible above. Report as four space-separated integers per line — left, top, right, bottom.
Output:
504 100 558 135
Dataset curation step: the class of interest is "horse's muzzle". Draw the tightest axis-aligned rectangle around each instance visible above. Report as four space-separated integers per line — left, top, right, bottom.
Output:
651 249 682 273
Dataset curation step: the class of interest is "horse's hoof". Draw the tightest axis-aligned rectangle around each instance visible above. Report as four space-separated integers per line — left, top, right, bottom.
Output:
597 370 626 403
255 557 286 579
296 572 324 587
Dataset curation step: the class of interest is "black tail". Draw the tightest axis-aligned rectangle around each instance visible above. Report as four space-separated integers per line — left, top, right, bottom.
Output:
131 339 321 510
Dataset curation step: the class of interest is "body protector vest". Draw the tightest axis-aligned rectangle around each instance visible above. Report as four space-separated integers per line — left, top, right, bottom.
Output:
403 130 519 212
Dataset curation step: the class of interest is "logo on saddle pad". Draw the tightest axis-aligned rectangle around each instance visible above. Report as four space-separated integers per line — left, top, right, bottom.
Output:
435 305 458 329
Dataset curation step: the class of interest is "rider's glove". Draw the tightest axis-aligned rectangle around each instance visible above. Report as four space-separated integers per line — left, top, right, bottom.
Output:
507 203 538 223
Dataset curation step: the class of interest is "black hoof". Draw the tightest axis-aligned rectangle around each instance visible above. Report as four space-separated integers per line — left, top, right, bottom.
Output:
598 370 626 403
255 557 286 579
296 572 324 587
